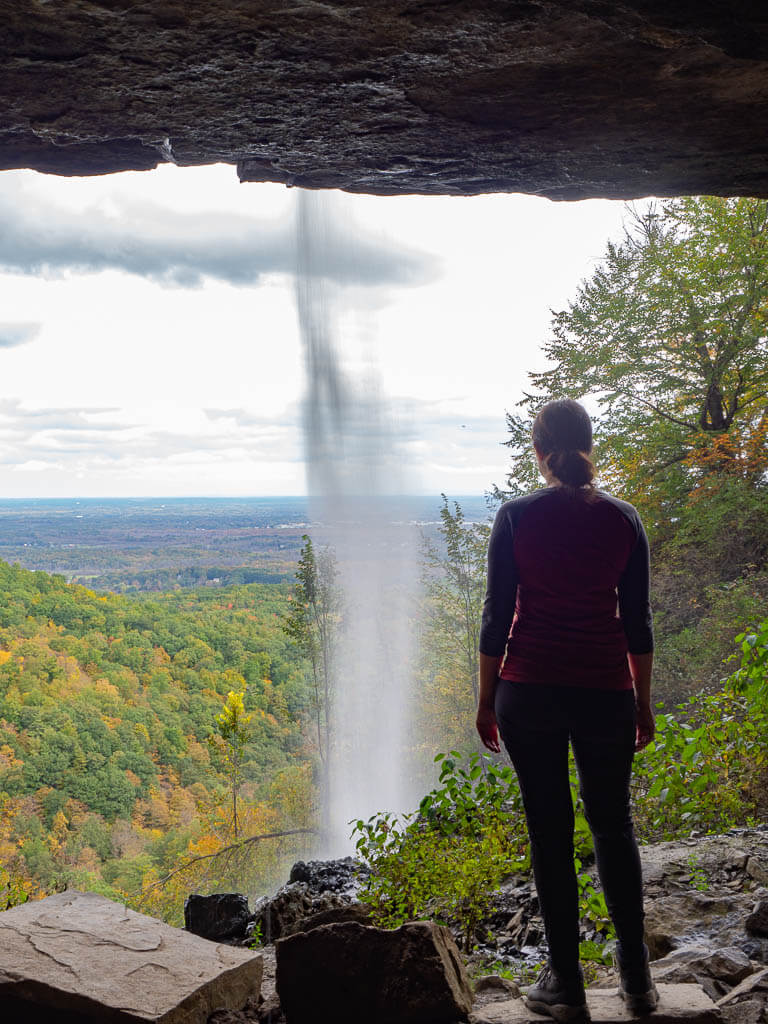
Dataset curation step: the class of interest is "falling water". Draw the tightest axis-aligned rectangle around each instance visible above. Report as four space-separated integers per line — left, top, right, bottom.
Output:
295 189 419 853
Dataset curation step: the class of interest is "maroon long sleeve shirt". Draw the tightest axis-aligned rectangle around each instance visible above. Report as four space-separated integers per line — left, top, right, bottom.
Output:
479 487 653 690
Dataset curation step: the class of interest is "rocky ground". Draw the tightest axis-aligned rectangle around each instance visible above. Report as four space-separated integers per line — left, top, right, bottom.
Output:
200 828 768 1023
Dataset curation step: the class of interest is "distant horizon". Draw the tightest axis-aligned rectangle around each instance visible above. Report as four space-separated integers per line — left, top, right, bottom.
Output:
0 492 487 501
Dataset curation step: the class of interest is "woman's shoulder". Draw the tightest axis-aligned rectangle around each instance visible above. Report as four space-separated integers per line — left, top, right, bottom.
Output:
593 490 645 531
496 487 556 517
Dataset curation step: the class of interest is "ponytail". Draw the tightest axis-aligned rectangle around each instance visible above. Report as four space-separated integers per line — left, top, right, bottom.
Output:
532 399 596 496
545 449 596 490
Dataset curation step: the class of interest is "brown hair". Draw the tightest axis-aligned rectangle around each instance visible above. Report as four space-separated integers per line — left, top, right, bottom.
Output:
532 399 596 493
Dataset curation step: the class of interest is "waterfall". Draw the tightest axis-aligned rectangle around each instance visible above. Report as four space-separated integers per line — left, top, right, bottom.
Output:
295 189 419 852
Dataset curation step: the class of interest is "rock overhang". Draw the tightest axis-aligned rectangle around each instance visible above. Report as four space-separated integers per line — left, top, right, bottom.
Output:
1 1 768 199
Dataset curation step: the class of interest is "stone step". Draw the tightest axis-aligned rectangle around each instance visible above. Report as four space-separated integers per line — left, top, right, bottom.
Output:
473 983 721 1024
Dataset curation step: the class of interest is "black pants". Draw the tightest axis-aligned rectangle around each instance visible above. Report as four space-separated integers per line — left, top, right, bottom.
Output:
495 680 645 979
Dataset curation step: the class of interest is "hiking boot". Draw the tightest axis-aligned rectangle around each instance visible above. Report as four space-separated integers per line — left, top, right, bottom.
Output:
616 942 658 1016
524 963 589 1022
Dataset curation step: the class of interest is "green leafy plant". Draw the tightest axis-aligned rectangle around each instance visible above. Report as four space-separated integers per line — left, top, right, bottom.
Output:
247 921 264 948
631 621 768 841
685 853 709 893
353 752 527 952
727 620 768 706
353 751 617 959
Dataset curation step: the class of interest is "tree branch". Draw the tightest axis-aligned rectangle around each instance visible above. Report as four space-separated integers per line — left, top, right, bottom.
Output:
136 828 318 902
612 386 698 431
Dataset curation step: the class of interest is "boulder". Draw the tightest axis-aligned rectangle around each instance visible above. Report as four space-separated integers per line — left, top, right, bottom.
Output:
294 901 372 933
185 893 251 943
0 890 262 1023
275 919 473 1024
651 946 754 987
473 975 522 1005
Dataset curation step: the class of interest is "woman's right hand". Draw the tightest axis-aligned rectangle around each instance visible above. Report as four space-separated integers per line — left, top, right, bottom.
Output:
476 704 500 753
635 700 655 751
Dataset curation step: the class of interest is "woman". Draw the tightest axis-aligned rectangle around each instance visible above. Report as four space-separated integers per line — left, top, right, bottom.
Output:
477 398 657 1022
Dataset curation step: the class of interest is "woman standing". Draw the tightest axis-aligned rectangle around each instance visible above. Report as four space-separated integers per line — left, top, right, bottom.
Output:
477 399 657 1021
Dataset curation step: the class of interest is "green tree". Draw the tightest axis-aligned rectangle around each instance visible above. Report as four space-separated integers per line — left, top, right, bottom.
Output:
283 536 340 826
503 198 768 533
422 497 490 708
414 498 491 764
212 686 252 839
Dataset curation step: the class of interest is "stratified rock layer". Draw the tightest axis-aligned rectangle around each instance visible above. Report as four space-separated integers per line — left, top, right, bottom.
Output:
0 890 263 1023
2 2 768 198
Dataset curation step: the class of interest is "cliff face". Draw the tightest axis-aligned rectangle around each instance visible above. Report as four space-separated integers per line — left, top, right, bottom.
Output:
2 1 768 199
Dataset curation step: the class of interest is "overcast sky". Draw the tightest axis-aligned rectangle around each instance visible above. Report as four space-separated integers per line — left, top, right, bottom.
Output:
0 164 638 497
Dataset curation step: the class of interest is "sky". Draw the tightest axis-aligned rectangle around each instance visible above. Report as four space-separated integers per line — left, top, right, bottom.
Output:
0 163 639 497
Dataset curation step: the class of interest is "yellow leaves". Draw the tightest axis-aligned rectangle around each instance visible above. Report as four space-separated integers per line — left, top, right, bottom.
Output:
0 651 11 665
133 722 151 745
0 744 22 772
94 678 119 699
51 810 69 843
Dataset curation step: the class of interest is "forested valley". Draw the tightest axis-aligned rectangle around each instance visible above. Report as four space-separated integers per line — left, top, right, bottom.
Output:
0 566 314 921
1 197 767 955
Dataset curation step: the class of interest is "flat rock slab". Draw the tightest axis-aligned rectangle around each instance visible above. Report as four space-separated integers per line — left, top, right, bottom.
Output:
472 984 721 1024
0 890 263 1023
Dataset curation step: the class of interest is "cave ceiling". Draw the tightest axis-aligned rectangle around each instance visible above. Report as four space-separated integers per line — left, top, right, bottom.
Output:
2 1 768 199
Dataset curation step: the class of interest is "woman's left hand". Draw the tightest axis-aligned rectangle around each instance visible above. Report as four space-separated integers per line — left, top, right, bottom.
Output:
476 704 500 753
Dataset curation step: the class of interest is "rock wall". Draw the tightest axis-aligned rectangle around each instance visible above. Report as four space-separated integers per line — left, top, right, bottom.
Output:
2 2 768 198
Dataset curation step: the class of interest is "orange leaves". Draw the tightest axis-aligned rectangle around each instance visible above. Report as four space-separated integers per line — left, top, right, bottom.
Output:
683 418 768 501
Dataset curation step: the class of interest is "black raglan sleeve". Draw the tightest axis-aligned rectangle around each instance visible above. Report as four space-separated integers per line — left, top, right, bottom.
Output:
617 511 654 654
479 504 519 658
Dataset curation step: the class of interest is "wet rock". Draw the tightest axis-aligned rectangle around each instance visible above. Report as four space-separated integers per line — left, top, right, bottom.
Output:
0 890 262 1024
185 893 251 943
276 920 473 1024
288 857 366 895
747 901 768 937
644 892 754 959
247 882 348 945
479 878 542 957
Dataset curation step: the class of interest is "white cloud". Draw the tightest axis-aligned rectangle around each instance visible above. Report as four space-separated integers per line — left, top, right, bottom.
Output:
0 322 41 348
0 175 437 290
0 165 637 497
